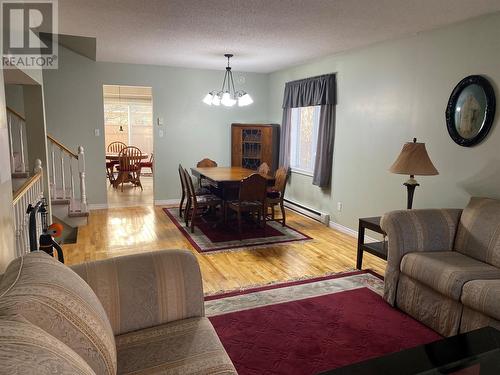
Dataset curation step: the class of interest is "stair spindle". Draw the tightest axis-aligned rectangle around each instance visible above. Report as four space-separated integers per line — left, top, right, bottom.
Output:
60 147 66 199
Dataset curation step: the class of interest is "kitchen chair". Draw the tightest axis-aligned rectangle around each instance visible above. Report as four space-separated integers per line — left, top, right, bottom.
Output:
183 168 222 233
106 141 126 184
257 162 270 176
226 173 267 238
266 166 289 226
115 146 143 191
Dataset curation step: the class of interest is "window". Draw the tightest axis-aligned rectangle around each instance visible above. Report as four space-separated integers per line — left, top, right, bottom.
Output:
290 105 320 175
103 85 153 155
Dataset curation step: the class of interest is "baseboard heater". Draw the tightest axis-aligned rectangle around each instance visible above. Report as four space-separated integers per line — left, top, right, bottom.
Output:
284 199 330 226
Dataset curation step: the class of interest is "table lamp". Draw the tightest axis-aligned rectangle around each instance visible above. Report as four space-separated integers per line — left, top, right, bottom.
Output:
389 138 438 209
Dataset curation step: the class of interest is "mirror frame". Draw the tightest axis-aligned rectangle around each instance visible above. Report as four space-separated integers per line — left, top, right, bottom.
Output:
445 75 496 147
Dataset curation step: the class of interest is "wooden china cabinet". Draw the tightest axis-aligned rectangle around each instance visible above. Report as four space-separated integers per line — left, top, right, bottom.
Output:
231 123 280 173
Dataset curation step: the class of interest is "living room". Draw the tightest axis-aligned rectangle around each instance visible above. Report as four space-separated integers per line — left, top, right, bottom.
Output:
1 1 500 374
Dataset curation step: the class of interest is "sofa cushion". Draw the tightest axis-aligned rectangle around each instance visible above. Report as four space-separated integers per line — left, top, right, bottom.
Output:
454 197 500 267
400 251 500 300
0 252 116 375
0 313 96 375
461 279 500 321
116 317 237 374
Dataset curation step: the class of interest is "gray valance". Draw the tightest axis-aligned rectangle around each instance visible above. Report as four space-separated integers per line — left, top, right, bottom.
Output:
282 74 336 109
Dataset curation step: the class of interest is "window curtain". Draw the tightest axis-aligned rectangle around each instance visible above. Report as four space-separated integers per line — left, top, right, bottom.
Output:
279 74 336 188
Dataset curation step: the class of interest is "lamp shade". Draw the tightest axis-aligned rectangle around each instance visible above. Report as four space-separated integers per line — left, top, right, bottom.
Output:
389 140 439 176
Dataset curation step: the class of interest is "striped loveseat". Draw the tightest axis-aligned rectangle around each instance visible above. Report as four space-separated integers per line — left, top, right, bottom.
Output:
0 250 237 374
381 197 500 337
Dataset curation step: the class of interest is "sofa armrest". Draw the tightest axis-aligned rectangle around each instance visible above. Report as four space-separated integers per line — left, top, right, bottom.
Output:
71 249 204 336
380 208 462 305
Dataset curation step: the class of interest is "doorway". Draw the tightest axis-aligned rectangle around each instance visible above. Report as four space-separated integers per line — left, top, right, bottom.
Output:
103 85 154 207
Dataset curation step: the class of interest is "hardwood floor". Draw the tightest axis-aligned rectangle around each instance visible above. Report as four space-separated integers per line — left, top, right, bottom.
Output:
63 205 386 294
107 175 154 208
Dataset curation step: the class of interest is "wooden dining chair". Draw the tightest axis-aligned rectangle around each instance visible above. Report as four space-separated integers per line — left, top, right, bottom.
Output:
257 162 270 176
266 167 289 226
179 164 213 219
226 173 267 238
196 158 218 168
140 153 154 175
196 158 217 187
183 168 221 233
115 146 143 192
106 141 127 184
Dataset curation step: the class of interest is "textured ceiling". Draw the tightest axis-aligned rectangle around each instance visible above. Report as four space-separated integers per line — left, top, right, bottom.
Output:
57 0 500 73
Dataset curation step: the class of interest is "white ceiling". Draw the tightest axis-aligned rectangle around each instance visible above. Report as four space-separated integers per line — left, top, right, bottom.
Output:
57 0 500 73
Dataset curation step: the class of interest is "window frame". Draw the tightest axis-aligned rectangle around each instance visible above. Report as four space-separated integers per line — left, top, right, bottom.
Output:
289 105 321 177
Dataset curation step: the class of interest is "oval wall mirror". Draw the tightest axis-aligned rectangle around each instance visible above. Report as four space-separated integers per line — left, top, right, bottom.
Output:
446 75 496 147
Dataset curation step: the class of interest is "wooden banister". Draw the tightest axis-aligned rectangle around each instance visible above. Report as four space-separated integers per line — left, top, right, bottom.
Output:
47 134 78 158
12 169 42 205
6 106 25 121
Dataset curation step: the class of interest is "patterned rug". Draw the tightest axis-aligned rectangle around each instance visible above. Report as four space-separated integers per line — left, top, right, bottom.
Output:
206 270 441 375
163 207 311 253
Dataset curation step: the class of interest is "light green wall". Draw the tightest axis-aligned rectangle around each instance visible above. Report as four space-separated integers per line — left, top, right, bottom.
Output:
5 85 25 116
268 12 500 230
43 47 270 205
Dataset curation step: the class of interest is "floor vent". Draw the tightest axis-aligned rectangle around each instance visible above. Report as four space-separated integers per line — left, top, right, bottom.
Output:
284 199 330 226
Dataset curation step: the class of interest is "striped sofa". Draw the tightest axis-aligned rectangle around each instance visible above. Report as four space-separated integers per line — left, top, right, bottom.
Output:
381 197 500 337
0 250 237 375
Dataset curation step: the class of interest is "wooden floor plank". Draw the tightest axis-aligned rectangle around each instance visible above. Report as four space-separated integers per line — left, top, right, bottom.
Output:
63 205 386 294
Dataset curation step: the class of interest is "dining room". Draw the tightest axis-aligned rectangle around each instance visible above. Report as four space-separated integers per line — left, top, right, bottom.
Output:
103 85 155 208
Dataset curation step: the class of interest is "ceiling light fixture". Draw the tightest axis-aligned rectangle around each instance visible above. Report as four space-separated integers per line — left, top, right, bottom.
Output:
203 54 253 107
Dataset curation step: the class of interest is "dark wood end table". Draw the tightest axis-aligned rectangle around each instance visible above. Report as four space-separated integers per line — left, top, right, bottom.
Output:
356 216 387 270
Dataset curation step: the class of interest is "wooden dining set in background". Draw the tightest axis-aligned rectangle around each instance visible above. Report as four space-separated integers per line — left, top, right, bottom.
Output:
178 158 289 237
106 141 154 191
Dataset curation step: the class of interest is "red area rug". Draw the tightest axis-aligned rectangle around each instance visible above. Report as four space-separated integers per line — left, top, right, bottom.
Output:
163 207 311 253
208 272 440 375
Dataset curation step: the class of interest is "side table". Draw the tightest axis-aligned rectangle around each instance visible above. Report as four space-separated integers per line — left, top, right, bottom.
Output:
356 216 387 270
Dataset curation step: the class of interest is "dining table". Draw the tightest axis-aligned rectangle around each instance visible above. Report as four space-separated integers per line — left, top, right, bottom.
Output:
105 152 150 161
191 167 275 201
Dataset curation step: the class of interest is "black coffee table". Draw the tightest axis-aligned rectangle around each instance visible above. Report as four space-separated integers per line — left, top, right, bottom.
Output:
318 327 500 375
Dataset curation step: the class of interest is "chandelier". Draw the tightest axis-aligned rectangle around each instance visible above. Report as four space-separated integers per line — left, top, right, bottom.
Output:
203 54 253 107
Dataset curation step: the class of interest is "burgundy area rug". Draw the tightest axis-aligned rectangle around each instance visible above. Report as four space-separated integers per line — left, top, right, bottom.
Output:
206 271 441 375
163 207 311 253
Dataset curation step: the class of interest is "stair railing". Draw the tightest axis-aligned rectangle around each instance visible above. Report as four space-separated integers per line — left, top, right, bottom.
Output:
12 159 43 257
6 106 28 177
46 135 88 216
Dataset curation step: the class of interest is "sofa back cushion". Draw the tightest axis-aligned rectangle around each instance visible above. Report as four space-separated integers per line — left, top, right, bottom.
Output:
455 197 500 267
0 252 116 375
0 313 96 375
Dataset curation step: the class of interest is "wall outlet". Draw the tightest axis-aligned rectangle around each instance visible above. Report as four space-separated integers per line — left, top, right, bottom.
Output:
337 202 343 212
159 129 164 138
157 117 164 126
94 129 100 137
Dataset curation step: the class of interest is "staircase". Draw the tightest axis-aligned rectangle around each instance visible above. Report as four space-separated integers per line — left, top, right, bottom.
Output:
47 135 89 234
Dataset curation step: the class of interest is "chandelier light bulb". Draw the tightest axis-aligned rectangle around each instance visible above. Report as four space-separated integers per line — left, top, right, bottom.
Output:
202 92 214 105
212 93 221 106
238 92 253 107
221 92 236 107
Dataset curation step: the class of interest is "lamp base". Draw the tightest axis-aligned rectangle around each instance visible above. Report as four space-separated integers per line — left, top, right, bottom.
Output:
403 177 419 209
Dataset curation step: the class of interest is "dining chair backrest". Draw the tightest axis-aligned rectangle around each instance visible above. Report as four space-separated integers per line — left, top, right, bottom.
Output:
197 158 217 168
257 162 270 176
183 168 196 199
274 167 289 196
107 141 127 153
178 164 187 194
118 146 142 171
239 173 267 203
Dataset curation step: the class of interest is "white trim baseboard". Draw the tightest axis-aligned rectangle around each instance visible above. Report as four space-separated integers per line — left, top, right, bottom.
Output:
329 220 378 243
154 199 179 206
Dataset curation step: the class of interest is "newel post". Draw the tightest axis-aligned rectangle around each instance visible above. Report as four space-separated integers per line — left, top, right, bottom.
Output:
78 146 87 211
